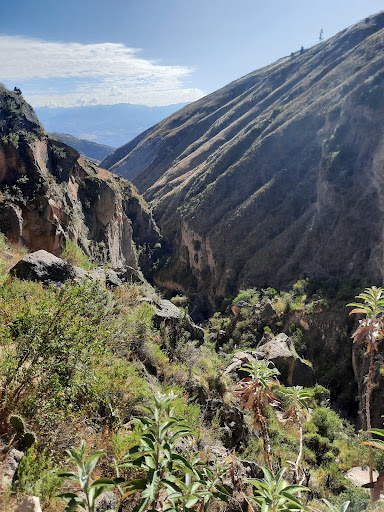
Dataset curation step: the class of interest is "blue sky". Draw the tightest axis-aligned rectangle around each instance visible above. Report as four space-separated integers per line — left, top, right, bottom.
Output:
0 0 383 108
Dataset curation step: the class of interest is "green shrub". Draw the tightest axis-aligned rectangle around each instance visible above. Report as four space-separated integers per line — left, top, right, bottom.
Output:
310 407 344 442
0 281 115 422
317 462 348 494
60 240 94 270
302 433 333 463
15 446 61 508
234 288 258 304
292 279 307 296
335 487 370 512
170 294 189 308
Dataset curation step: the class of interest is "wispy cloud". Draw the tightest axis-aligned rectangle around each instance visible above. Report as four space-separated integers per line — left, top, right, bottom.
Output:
0 35 205 107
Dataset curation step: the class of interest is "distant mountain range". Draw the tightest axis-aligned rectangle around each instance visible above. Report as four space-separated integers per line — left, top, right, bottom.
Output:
50 133 115 163
36 102 188 147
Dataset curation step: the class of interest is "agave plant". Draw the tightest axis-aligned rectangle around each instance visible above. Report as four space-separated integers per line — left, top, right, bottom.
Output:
247 465 309 512
235 359 281 469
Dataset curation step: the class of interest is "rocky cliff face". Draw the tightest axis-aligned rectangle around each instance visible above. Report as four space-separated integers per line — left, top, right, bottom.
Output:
0 86 160 272
102 10 384 308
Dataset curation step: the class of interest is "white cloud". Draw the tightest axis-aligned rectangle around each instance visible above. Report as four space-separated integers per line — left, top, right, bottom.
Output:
0 35 205 107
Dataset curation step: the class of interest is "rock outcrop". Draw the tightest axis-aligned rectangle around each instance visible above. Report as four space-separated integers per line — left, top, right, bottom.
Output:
147 297 205 341
0 447 23 492
10 250 90 285
102 10 384 308
0 86 160 277
223 334 315 387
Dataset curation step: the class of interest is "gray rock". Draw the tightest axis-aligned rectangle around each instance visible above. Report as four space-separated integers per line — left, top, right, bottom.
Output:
257 333 315 386
223 333 315 386
149 298 204 341
113 266 146 285
346 466 379 487
260 302 276 321
10 250 90 285
223 351 257 379
14 496 42 512
0 448 24 490
95 490 117 512
105 269 123 288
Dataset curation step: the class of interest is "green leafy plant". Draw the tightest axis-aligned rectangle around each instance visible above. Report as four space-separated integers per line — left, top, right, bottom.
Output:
118 391 229 511
58 440 122 512
52 145 67 158
320 499 350 512
0 282 115 422
247 465 308 511
363 428 384 452
164 455 230 512
15 445 61 508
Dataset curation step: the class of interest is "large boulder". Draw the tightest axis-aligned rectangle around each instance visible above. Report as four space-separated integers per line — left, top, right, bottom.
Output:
14 496 42 512
346 466 379 488
223 333 315 386
147 298 204 341
10 250 90 285
257 333 315 386
223 351 257 380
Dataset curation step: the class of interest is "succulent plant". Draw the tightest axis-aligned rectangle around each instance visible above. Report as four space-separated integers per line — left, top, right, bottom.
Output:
9 414 26 434
8 414 36 450
22 431 37 449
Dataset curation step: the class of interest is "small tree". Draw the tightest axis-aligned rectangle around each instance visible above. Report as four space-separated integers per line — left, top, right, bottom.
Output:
283 386 311 484
235 360 281 469
348 286 384 509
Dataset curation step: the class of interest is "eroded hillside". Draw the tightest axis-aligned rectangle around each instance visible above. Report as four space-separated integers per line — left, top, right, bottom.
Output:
102 11 384 307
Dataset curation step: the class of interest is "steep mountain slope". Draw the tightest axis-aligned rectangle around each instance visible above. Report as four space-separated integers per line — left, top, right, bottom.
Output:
0 86 160 273
50 132 114 163
102 11 384 307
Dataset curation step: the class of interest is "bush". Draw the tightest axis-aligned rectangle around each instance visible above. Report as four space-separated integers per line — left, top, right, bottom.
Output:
60 239 94 270
335 487 370 512
0 281 116 423
310 407 344 442
234 288 258 304
302 433 333 464
15 446 61 508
